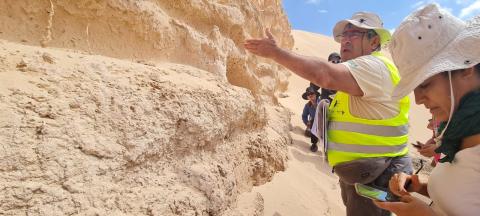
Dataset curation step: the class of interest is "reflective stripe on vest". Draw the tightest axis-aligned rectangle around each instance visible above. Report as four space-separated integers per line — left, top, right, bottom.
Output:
327 51 410 167
329 122 408 137
328 141 408 154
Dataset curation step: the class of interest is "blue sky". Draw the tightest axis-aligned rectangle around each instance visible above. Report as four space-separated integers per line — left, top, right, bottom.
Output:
282 0 480 35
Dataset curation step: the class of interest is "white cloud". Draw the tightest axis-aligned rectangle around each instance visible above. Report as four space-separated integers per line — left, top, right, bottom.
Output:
390 28 396 34
317 9 328 13
411 1 425 9
306 0 321 4
459 0 480 18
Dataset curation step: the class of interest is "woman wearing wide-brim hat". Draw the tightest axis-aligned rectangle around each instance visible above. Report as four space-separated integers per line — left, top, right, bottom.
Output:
302 87 320 152
374 4 480 216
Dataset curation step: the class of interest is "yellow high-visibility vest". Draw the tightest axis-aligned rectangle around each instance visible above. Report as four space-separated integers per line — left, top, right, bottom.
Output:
327 51 410 167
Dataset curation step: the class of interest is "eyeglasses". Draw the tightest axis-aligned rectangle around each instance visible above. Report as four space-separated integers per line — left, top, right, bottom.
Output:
335 31 367 41
330 59 341 64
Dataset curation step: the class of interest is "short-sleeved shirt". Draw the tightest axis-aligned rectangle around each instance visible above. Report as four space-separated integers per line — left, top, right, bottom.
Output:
341 54 400 120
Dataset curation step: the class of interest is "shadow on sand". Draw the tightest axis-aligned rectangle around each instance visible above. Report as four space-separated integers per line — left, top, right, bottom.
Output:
290 137 334 175
291 125 308 137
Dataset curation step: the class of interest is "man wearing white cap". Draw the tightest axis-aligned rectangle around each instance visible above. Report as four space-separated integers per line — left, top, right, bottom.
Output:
374 4 480 216
245 11 412 216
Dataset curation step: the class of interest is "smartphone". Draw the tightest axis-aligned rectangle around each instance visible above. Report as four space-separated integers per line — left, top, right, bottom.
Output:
354 183 399 202
411 141 423 149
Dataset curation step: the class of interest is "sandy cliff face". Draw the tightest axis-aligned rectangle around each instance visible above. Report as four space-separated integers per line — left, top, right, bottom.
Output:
0 0 293 215
0 0 293 101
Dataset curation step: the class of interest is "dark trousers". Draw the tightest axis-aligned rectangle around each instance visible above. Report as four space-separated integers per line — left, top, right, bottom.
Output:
311 134 318 145
339 156 413 216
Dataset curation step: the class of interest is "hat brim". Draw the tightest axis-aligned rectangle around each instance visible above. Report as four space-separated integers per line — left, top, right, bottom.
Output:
333 19 392 45
392 16 480 100
302 92 320 100
302 92 308 100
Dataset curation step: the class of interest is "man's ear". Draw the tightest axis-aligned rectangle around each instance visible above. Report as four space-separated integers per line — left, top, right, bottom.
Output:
369 35 381 51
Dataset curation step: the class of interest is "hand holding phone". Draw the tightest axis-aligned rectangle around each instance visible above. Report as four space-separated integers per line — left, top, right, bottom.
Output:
354 183 399 202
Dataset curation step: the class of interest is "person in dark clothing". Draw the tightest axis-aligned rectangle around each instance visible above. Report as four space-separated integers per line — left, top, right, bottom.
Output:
308 53 341 103
321 52 341 102
301 87 320 152
309 81 336 103
328 52 342 64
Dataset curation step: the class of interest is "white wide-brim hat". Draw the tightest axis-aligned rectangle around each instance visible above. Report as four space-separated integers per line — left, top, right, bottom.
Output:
389 4 480 100
333 11 392 45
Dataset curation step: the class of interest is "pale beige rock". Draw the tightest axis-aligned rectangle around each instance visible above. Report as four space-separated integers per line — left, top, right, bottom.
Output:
0 0 294 102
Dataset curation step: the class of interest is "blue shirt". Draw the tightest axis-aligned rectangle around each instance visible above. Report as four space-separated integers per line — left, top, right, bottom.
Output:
302 100 318 126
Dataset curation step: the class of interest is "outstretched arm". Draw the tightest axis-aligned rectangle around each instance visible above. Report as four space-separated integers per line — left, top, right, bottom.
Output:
244 29 363 96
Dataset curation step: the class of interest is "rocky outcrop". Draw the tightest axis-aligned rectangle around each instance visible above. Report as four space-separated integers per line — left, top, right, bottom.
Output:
0 0 293 215
0 0 293 102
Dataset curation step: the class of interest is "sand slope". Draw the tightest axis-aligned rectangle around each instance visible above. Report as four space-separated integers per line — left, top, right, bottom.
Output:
237 30 344 216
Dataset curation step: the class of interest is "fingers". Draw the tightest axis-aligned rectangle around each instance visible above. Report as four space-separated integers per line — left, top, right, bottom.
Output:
375 195 426 216
244 40 261 53
266 28 274 40
243 45 256 53
418 145 436 157
243 31 278 58
245 47 259 55
418 144 437 157
425 138 435 145
411 174 420 182
373 200 403 212
373 200 392 211
399 194 415 203
389 173 410 196
245 39 261 44
410 175 422 191
244 43 257 49
373 195 413 212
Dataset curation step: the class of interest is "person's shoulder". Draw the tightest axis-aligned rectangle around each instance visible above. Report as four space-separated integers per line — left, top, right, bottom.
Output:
343 55 388 75
354 54 386 66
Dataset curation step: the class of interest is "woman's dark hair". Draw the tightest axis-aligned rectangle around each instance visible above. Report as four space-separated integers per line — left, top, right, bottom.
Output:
366 29 378 40
366 29 381 51
442 63 480 76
